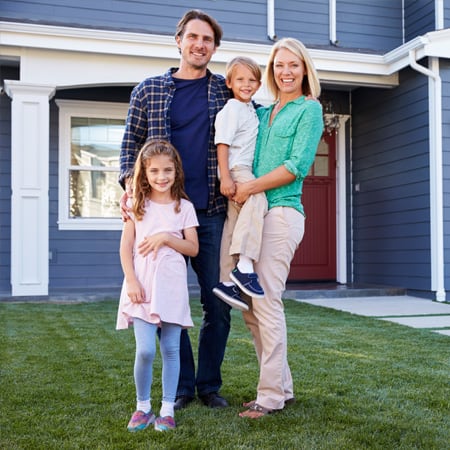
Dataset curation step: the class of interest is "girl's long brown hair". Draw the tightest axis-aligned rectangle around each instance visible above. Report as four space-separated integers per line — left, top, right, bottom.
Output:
132 140 189 220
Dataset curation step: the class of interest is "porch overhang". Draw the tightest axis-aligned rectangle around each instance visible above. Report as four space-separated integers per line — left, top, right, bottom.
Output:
1 21 449 90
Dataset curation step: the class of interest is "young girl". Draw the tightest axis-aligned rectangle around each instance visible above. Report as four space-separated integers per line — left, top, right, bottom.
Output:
116 139 199 432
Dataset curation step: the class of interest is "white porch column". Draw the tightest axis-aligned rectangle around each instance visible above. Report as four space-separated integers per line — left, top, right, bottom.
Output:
4 81 56 296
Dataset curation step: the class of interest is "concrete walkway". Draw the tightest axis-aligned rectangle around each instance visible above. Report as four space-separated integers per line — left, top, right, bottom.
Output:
294 295 450 336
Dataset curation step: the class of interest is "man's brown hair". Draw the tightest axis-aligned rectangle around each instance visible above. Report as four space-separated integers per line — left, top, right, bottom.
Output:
175 9 223 48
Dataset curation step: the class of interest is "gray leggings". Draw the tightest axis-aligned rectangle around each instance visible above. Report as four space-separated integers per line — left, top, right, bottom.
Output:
133 318 181 403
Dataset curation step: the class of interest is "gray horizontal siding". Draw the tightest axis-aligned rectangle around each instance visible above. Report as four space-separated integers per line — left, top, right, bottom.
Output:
446 3 450 28
275 0 329 46
49 98 123 291
0 94 12 294
351 66 431 291
336 0 402 52
1 0 409 52
404 0 435 42
442 61 450 293
0 67 18 295
0 0 272 44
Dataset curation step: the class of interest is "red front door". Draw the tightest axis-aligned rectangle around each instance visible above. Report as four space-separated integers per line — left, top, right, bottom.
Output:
288 132 337 281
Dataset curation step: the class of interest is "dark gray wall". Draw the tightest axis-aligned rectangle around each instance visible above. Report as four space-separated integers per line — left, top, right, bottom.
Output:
0 0 287 44
48 88 133 291
275 0 329 46
1 0 404 52
0 69 15 295
404 0 435 42
0 66 19 295
351 66 431 291
441 60 450 295
336 0 403 52
446 1 450 28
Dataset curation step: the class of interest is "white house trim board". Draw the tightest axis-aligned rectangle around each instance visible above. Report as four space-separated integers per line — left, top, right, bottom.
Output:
0 21 398 88
2 21 450 65
56 100 127 231
0 21 395 88
4 81 56 296
336 115 351 284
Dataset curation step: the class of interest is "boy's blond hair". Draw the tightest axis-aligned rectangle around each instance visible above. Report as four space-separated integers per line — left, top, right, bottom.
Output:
225 56 262 83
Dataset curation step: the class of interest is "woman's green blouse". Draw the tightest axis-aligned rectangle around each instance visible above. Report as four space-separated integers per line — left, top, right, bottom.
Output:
254 95 324 215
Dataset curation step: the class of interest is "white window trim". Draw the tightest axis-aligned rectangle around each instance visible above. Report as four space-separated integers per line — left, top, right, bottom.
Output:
56 99 128 230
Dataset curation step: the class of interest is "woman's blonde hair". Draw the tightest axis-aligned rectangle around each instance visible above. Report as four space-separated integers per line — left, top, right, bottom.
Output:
132 139 189 220
264 37 321 100
225 56 262 84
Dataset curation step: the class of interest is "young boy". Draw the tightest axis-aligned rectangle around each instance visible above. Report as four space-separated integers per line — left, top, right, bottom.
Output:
212 57 268 311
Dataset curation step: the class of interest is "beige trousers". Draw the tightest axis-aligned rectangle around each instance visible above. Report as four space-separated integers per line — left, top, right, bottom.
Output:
242 206 305 411
219 165 268 281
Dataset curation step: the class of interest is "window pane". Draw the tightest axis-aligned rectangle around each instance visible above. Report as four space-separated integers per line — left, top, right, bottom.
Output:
69 116 124 219
308 138 329 176
71 117 124 168
314 156 329 176
69 169 123 218
317 139 329 156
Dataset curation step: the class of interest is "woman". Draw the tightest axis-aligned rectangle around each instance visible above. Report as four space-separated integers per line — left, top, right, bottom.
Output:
233 38 323 419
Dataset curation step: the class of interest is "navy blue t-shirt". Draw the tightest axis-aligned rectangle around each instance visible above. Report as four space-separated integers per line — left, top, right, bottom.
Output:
171 76 210 210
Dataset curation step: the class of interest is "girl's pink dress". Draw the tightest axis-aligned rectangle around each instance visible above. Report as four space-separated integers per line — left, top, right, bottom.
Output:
116 198 198 330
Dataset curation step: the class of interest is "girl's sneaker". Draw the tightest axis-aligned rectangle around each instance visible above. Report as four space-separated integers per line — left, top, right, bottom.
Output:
154 415 176 431
127 410 156 432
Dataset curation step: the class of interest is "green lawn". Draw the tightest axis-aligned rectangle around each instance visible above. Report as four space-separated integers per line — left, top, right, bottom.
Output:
1 298 449 449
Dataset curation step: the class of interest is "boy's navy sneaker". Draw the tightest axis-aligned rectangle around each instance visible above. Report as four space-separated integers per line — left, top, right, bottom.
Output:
213 282 249 311
230 267 264 298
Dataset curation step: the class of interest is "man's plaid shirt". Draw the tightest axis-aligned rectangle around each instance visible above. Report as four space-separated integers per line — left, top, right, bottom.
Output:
120 68 231 215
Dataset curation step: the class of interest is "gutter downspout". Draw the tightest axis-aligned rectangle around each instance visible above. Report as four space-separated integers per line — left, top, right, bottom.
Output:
267 0 276 41
329 0 337 45
401 0 405 44
435 0 444 30
408 50 445 302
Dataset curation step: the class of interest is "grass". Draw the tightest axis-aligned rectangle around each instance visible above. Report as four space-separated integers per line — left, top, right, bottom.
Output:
1 298 449 450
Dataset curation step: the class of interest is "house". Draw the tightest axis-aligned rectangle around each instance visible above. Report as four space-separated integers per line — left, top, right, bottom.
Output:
1 1 449 301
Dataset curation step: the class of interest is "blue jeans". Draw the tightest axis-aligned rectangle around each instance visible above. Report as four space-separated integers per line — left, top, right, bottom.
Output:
177 210 231 398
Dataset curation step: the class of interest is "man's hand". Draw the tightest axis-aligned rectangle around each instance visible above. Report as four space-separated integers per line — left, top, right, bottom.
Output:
120 191 131 222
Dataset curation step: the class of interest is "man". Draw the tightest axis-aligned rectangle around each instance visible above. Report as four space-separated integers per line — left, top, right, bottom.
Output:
119 10 231 410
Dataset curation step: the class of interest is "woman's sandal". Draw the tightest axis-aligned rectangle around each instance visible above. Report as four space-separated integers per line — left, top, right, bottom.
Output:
242 400 256 408
242 397 295 408
239 403 274 418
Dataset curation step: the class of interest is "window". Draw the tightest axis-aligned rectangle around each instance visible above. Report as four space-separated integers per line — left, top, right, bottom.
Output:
57 100 128 230
308 137 330 177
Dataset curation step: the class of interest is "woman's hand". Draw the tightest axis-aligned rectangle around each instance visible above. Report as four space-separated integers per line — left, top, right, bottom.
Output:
233 182 251 205
137 232 169 259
